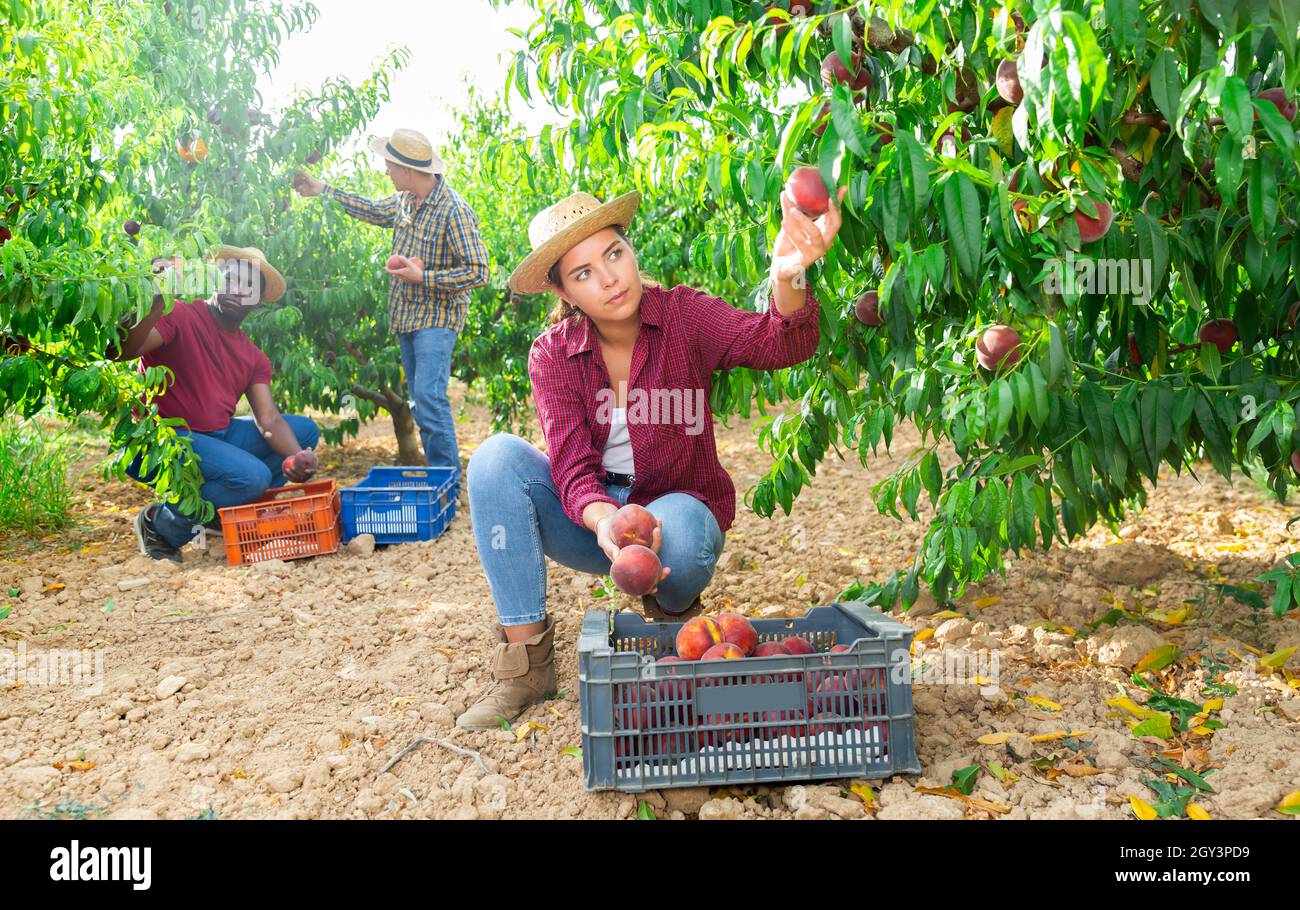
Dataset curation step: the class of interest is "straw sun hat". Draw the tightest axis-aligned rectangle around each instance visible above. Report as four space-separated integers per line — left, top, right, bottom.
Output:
508 191 641 295
368 128 446 175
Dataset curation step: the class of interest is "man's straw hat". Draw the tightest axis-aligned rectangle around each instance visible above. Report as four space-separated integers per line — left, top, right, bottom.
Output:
368 128 445 175
508 191 641 295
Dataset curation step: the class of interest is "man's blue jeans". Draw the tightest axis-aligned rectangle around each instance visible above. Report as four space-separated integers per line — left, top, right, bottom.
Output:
398 327 460 478
126 415 320 549
467 433 725 626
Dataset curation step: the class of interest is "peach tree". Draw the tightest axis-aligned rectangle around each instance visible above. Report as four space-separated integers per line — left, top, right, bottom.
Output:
0 0 408 515
499 0 1300 614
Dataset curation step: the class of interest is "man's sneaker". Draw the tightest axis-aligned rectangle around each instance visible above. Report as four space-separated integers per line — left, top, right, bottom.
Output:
132 505 182 563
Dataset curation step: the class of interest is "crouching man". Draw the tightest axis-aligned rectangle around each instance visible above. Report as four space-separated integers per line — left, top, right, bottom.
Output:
112 245 320 562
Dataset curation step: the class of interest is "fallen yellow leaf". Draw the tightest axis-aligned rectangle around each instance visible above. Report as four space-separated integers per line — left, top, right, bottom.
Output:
68 761 95 772
1029 730 1089 743
1186 803 1211 820
1061 764 1106 777
515 721 549 742
546 706 565 719
978 732 1011 745
1129 796 1158 820
1260 646 1297 670
1190 726 1215 737
971 596 1001 608
850 782 876 809
1025 696 1062 712
42 583 65 592
434 648 458 657
914 628 935 642
932 610 965 620
1163 608 1189 625
1201 697 1224 713
1135 643 1179 673
1278 791 1300 810
1107 696 1158 719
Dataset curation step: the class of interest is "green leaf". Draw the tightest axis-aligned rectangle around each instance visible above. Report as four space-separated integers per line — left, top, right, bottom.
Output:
1220 76 1254 141
951 764 980 795
830 91 867 157
1253 97 1297 157
636 800 657 820
1132 714 1175 739
920 450 942 508
1248 152 1280 241
941 172 983 280
1149 48 1183 125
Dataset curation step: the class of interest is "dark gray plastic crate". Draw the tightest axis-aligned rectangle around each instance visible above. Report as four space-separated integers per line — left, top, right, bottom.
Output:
578 602 922 792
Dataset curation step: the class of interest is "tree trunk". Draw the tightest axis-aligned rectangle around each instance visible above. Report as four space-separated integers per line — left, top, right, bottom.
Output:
350 383 424 466
390 400 424 466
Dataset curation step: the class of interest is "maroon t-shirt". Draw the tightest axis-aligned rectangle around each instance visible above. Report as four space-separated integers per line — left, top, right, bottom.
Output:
140 299 273 433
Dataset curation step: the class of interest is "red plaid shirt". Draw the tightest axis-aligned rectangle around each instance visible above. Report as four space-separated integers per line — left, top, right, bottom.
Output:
527 283 819 531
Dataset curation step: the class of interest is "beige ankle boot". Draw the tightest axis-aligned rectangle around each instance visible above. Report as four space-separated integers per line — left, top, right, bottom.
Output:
455 617 557 730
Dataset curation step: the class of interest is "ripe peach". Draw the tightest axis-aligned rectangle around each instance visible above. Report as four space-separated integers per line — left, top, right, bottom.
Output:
0 226 10 246
654 655 695 703
611 544 661 596
759 709 806 740
675 616 724 660
701 642 746 660
610 503 656 548
1292 451 1300 475
752 641 791 657
1258 87 1298 123
1198 319 1237 354
820 51 856 88
976 325 1022 371
123 219 140 236
715 613 758 655
855 290 882 326
386 254 406 270
812 101 831 137
1128 332 1143 366
782 636 815 655
996 58 1023 104
807 712 843 736
1074 198 1114 244
786 166 829 217
828 643 851 653
952 66 980 112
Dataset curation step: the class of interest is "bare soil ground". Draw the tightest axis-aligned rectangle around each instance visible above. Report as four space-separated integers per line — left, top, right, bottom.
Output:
2 384 1298 820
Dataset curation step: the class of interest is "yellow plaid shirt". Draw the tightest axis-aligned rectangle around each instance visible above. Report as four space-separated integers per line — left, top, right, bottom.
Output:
323 177 490 334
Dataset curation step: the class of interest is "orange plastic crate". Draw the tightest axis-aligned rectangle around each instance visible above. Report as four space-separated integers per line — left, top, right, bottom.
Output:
218 479 341 567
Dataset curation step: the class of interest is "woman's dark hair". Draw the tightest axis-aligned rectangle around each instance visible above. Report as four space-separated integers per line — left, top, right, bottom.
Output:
547 224 658 324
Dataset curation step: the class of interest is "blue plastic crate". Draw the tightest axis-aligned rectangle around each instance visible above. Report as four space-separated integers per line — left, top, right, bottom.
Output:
578 603 921 792
340 466 457 544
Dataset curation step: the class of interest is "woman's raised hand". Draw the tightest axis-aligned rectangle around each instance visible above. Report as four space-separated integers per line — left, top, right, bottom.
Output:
770 186 848 285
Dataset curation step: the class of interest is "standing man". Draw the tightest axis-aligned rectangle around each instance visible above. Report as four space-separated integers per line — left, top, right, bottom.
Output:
113 247 320 562
292 128 488 490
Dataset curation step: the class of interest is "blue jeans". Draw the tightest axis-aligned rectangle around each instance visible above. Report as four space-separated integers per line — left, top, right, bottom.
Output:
398 327 459 477
467 433 725 626
126 415 320 548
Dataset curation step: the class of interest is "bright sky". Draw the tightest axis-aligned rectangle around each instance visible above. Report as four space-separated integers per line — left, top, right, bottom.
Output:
256 0 561 157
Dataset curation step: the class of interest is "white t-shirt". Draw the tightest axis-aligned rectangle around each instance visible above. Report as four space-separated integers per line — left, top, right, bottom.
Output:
601 407 636 475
